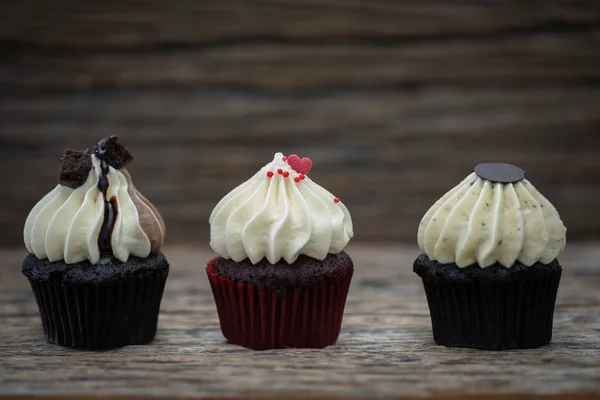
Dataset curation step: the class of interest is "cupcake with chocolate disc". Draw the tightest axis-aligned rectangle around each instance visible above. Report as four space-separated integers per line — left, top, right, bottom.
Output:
414 163 566 350
207 153 354 350
22 136 168 349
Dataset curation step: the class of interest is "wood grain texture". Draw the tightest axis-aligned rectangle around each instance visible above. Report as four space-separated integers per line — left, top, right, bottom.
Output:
3 31 600 90
2 0 600 47
3 397 600 400
1 0 600 247
3 396 600 400
1 244 600 398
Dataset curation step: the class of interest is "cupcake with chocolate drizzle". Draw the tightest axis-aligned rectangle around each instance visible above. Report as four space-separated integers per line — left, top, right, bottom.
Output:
207 153 354 350
414 163 566 350
22 136 169 349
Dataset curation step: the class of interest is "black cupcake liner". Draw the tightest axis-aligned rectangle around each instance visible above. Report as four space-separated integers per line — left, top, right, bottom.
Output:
28 273 168 349
414 255 562 350
23 254 169 350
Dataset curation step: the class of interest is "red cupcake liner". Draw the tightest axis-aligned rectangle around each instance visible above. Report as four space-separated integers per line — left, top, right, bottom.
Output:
206 258 353 350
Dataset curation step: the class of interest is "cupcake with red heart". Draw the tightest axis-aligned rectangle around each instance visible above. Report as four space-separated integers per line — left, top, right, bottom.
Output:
207 152 354 350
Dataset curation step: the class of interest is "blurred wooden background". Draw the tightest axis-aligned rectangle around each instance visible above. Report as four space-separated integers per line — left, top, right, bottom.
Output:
1 1 600 248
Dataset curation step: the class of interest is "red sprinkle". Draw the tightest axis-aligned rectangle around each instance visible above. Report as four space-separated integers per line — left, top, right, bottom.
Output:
266 171 274 178
282 156 287 162
277 169 283 174
283 171 290 178
299 174 305 180
333 197 340 203
294 176 301 182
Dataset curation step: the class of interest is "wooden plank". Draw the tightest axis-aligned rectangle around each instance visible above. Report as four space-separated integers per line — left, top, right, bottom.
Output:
2 31 599 91
1 244 600 398
2 396 600 400
4 86 600 125
2 0 599 48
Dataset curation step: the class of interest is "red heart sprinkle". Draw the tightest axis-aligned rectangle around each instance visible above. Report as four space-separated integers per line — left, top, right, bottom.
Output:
287 154 313 175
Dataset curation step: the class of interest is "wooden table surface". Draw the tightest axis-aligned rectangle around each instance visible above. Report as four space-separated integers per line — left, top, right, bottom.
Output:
1 244 600 399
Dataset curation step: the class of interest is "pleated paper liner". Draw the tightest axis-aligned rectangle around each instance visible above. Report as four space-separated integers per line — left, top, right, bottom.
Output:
415 257 562 350
26 267 169 349
207 258 353 350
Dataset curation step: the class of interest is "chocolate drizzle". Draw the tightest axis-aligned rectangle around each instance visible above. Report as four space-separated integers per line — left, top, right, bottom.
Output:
98 196 119 254
91 136 132 257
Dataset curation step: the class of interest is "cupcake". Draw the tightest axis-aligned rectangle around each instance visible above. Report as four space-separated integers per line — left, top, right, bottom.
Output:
207 153 354 350
22 136 168 349
414 163 566 350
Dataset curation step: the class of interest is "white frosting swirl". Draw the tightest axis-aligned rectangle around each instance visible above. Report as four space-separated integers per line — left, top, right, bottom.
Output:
209 152 353 264
417 172 566 268
24 155 159 264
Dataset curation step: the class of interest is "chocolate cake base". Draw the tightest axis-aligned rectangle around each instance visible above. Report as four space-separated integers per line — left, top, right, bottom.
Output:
212 251 353 289
207 252 353 350
413 254 562 350
22 252 169 350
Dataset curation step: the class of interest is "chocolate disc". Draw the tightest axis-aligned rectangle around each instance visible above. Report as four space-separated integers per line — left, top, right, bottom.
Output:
474 163 525 184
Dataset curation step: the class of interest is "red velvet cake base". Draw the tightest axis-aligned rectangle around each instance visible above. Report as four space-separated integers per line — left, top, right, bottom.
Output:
206 257 353 350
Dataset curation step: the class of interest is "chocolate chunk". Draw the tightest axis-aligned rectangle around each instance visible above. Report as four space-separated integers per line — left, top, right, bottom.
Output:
94 136 133 169
58 149 92 188
474 163 525 184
